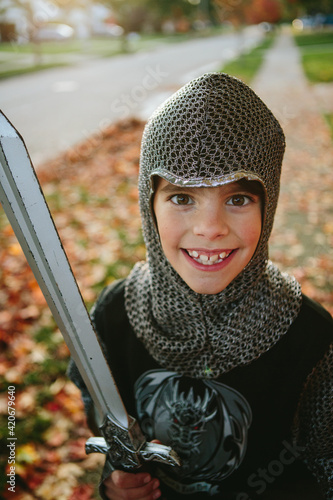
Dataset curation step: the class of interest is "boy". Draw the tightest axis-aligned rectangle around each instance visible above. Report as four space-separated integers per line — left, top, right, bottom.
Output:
69 73 333 499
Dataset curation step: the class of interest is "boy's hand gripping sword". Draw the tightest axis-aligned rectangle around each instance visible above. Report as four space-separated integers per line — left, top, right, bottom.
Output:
0 111 180 471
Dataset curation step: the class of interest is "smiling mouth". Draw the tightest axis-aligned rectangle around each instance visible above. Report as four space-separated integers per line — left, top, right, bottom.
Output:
186 249 233 266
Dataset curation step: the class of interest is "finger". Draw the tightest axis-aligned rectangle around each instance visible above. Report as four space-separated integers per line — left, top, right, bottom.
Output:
104 480 161 500
104 471 161 500
112 470 152 489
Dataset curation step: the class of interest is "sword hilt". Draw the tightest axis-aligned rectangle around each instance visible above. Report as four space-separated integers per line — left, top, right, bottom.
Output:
85 436 181 468
85 414 181 469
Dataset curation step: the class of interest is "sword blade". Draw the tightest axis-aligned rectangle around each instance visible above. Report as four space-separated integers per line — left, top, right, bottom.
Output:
0 111 128 428
0 111 181 471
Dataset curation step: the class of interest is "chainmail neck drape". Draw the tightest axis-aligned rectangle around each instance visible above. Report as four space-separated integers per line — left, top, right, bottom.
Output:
125 73 302 378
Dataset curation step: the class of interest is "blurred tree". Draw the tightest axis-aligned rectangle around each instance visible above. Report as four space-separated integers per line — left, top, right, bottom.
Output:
245 0 282 24
291 0 332 15
105 0 220 33
283 0 332 18
2 0 42 62
101 0 146 49
212 0 252 26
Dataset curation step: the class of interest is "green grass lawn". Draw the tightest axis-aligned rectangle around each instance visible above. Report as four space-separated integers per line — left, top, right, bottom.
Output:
294 31 333 82
294 31 333 46
220 34 275 84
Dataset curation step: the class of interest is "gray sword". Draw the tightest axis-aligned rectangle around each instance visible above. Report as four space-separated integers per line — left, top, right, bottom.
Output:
0 111 180 471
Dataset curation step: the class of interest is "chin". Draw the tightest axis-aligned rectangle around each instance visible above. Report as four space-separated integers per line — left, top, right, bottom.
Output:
186 280 230 295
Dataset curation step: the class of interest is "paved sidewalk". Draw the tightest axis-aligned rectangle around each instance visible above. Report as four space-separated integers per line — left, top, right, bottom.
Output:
253 31 333 142
252 31 333 270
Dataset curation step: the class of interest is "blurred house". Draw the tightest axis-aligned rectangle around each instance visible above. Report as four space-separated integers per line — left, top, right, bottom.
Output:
0 0 119 42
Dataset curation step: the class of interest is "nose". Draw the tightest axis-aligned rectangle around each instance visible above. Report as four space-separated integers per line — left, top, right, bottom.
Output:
193 205 229 240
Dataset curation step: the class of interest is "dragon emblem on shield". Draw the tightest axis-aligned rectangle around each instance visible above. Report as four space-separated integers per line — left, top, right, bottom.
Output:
135 370 252 483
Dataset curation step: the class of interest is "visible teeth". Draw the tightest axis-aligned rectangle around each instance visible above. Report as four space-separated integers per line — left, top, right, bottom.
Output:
188 250 232 265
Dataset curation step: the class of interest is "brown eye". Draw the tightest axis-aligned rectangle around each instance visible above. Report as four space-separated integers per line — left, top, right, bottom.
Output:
232 195 245 206
171 194 193 205
228 195 250 206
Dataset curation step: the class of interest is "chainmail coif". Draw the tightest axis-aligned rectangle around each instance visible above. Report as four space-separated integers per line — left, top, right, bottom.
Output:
124 72 302 379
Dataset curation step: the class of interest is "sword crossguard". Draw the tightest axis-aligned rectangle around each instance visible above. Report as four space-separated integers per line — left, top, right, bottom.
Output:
140 441 182 467
85 414 181 469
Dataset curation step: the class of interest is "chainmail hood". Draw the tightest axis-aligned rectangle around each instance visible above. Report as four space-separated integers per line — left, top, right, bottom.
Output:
125 73 302 378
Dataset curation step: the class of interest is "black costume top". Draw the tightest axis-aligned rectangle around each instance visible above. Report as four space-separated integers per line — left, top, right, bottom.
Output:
68 279 333 500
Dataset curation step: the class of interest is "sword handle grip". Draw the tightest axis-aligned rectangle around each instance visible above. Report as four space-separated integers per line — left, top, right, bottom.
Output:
87 414 181 470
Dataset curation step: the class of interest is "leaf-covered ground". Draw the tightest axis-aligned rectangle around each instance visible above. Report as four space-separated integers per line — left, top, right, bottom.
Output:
0 119 145 499
0 96 332 498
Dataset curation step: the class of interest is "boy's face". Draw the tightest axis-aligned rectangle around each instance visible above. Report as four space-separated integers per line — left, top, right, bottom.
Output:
153 178 262 295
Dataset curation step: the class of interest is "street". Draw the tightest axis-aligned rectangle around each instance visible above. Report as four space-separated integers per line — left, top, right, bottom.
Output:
0 26 262 165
